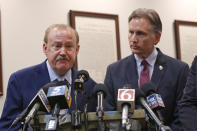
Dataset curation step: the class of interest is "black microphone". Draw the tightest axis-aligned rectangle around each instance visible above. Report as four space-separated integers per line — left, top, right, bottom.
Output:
93 83 107 131
9 88 51 129
74 70 89 90
136 84 172 131
45 81 70 131
71 70 89 129
46 81 70 110
9 107 29 130
141 82 165 123
117 84 135 129
24 103 40 124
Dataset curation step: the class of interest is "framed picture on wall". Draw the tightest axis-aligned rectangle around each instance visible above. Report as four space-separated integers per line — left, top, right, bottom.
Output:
70 10 121 82
174 20 197 66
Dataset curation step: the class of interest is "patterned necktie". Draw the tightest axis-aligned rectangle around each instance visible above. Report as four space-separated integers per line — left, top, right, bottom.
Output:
139 60 150 87
63 79 72 108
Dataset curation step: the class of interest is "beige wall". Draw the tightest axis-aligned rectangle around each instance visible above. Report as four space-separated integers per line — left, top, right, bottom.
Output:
0 0 197 115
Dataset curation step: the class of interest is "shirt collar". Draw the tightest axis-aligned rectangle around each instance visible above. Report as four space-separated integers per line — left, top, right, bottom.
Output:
134 47 158 67
46 60 72 84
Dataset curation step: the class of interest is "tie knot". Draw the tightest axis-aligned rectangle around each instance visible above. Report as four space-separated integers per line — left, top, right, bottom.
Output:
64 79 70 86
141 60 148 66
53 78 70 85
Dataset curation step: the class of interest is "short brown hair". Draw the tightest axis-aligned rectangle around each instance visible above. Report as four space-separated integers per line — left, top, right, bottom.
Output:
44 24 79 44
128 8 162 34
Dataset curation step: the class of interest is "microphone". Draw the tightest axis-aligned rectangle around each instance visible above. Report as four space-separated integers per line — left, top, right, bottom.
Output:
74 70 89 91
93 84 107 131
9 88 51 129
117 84 135 129
9 107 29 130
45 81 70 131
141 82 165 122
47 81 70 110
136 83 171 131
24 103 40 124
71 70 89 129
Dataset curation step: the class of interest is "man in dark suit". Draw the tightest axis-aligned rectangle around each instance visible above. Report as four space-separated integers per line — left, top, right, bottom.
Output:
0 24 96 130
104 8 189 130
179 56 197 131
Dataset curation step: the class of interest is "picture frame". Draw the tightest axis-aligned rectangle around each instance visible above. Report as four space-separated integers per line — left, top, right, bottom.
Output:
174 20 197 66
69 10 121 82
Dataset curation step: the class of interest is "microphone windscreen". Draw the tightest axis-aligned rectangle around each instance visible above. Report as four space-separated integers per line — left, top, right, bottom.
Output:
77 70 89 82
93 83 107 98
140 82 156 96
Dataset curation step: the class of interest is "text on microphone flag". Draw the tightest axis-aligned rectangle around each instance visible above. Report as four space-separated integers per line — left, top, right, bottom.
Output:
146 94 165 109
118 89 135 101
47 85 67 96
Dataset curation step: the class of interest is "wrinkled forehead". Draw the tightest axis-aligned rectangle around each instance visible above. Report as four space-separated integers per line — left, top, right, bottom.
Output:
49 27 77 41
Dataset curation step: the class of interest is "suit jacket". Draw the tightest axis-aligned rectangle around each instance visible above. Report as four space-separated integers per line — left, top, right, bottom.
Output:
179 56 197 131
104 48 189 131
0 60 96 131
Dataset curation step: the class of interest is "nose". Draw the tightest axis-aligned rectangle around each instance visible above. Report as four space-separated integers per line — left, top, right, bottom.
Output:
129 33 138 43
59 47 67 55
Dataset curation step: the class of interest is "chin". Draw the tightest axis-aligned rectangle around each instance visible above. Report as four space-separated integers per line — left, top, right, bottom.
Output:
131 49 139 54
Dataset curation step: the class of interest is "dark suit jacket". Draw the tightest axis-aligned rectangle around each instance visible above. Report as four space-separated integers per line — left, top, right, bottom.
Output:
0 60 96 131
179 56 197 131
104 48 189 131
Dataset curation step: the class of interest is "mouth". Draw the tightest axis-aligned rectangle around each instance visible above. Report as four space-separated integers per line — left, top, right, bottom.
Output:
131 45 139 50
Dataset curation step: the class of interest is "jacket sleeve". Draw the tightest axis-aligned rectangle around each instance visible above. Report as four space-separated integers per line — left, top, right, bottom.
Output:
179 56 197 131
170 62 189 130
103 65 116 111
0 73 23 131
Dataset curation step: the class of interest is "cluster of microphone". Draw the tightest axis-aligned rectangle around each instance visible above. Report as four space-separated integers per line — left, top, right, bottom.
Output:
117 82 172 131
9 69 172 131
9 70 93 131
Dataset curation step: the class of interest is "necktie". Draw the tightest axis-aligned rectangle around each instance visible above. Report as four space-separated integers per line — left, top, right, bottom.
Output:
63 79 72 108
139 60 150 87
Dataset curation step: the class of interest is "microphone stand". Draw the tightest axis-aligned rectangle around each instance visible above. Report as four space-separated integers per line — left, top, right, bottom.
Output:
84 103 88 131
32 114 41 131
71 89 82 129
45 103 60 131
96 92 105 131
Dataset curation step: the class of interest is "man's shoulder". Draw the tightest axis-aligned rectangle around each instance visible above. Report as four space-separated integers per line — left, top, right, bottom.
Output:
158 50 188 68
163 54 188 67
108 55 133 69
10 61 46 78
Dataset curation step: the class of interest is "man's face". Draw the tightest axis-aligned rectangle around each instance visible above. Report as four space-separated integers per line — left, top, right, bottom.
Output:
128 18 161 59
43 27 79 76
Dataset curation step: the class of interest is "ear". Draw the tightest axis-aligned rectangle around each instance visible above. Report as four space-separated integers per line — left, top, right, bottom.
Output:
43 42 47 55
76 44 80 55
154 32 161 45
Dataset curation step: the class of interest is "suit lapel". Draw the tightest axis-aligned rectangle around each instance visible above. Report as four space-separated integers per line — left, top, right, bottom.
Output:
126 55 139 89
34 61 51 91
151 49 167 90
